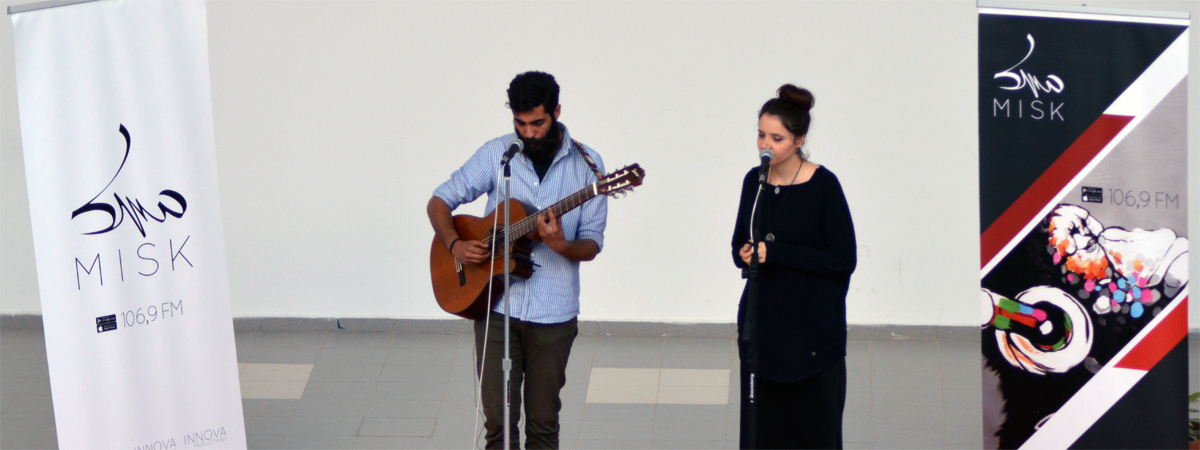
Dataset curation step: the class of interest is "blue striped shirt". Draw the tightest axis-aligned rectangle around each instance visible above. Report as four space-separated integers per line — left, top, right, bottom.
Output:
433 124 607 324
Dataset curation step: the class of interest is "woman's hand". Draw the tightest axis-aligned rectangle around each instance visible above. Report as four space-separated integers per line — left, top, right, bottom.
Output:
739 241 767 265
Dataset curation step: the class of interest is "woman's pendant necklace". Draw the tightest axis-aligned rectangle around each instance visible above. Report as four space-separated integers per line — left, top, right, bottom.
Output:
764 158 804 244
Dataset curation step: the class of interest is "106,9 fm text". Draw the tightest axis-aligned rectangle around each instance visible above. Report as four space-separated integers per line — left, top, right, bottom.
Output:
122 300 183 328
1107 189 1180 210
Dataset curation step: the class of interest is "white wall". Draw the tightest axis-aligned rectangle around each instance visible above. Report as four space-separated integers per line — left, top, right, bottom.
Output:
2 0 1197 329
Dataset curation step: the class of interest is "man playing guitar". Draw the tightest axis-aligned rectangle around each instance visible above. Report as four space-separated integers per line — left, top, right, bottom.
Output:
425 71 606 449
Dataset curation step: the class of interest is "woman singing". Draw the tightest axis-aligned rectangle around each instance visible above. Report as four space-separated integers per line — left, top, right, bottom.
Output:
731 84 857 449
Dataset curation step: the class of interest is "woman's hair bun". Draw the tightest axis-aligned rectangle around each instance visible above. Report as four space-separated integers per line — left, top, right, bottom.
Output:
777 84 814 112
759 83 814 139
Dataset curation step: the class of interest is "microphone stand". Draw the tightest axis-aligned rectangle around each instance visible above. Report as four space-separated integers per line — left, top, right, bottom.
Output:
500 156 514 450
740 166 767 449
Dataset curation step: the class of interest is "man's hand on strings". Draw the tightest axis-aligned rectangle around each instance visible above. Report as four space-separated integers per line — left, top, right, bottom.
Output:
451 239 490 264
537 208 568 253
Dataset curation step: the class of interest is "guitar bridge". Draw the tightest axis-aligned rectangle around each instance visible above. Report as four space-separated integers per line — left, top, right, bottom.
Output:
455 259 466 286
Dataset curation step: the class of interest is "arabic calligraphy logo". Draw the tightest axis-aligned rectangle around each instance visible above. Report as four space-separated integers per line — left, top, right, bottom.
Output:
995 34 1065 98
71 124 187 237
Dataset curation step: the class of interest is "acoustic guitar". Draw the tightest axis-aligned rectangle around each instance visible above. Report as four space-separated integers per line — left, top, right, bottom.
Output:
430 164 645 319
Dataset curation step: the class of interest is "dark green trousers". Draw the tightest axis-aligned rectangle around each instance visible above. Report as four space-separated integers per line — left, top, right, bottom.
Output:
475 312 578 449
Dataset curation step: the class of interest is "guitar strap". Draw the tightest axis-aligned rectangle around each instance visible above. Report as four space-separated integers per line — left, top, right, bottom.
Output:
571 139 605 180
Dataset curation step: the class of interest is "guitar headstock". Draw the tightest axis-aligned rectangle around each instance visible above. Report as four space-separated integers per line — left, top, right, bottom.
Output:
597 164 645 198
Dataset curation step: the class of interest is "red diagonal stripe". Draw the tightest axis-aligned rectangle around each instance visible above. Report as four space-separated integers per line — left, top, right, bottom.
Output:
981 114 1133 270
1116 296 1188 371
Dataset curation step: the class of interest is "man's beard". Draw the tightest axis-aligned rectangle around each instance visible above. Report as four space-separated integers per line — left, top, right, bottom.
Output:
518 120 562 164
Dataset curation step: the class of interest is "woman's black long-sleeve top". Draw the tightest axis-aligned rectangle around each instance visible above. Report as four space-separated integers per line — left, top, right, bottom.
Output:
731 165 857 383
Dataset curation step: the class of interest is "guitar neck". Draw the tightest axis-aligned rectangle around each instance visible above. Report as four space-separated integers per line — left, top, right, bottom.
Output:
508 182 599 238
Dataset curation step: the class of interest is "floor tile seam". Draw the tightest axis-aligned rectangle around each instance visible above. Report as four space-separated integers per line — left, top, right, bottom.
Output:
388 343 461 353
937 366 961 397
432 408 483 443
0 376 31 392
441 369 480 404
328 363 385 383
573 335 598 371
447 332 471 378
319 338 398 352
645 438 731 445
0 354 48 364
242 337 325 347
646 417 732 425
439 400 483 426
661 347 737 357
243 415 297 436
249 331 331 345
869 343 942 354
654 336 666 390
324 331 403 343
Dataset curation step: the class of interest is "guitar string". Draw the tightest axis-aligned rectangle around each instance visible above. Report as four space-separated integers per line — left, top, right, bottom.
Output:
484 188 594 246
482 166 643 247
482 167 638 245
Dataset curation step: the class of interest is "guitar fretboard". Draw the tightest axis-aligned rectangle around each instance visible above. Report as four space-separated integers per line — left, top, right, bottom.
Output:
485 182 599 246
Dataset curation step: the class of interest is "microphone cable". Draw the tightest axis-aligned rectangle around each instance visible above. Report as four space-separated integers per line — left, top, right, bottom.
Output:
748 164 768 243
472 161 504 450
472 143 528 449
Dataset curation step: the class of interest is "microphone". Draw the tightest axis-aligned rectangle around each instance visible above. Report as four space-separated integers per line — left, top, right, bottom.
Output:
500 137 524 165
758 149 773 181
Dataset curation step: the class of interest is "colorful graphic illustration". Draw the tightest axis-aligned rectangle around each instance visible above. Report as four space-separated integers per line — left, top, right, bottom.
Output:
982 204 1189 447
983 284 1093 376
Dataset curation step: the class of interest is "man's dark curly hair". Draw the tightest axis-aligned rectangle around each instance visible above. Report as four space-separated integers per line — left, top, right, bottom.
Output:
507 71 559 114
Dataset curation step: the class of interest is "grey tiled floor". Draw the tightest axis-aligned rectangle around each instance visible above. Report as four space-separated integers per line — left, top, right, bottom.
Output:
2 327 1197 449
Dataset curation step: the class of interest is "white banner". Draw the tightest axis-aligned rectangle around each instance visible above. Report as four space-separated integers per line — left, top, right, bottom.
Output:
11 1 246 448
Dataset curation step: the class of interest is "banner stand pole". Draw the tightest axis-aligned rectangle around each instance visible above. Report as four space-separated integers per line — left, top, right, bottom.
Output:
8 0 101 16
976 0 1189 20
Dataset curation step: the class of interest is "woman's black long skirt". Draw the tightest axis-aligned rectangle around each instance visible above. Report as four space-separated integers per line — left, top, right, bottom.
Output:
739 357 847 449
